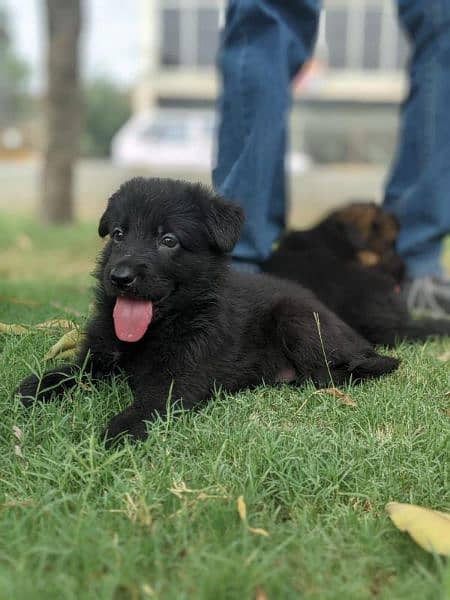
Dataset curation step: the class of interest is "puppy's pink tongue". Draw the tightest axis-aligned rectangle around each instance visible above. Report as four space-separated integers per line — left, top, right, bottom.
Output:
113 297 153 342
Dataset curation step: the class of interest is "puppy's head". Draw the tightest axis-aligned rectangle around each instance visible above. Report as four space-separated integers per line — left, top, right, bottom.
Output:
331 202 400 258
328 202 405 281
97 177 243 342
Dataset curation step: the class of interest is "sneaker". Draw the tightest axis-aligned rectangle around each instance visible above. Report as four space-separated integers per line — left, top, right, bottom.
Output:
403 276 450 318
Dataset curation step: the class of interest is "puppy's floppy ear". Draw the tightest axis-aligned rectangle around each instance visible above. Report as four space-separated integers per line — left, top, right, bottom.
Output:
98 208 111 238
98 192 118 237
205 195 244 253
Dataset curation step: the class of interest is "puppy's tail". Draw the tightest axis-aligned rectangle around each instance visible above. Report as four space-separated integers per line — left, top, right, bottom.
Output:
393 317 450 343
348 352 400 379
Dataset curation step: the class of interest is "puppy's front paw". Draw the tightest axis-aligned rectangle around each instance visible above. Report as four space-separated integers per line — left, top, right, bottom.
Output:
102 411 148 448
14 365 78 407
14 373 42 407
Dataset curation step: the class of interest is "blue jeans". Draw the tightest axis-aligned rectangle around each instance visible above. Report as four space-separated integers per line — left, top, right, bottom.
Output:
213 0 450 276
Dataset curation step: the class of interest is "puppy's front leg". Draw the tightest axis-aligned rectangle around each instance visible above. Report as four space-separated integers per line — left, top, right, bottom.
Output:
102 403 151 446
15 324 120 407
102 376 203 446
15 363 80 407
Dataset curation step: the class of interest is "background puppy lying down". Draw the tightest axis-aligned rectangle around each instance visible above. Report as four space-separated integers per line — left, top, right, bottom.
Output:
16 178 399 444
263 203 450 346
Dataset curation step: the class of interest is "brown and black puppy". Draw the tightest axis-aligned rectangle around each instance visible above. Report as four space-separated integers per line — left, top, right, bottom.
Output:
275 202 405 281
263 203 450 346
15 179 398 445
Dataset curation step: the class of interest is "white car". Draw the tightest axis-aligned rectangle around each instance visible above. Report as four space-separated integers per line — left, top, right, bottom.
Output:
112 109 311 173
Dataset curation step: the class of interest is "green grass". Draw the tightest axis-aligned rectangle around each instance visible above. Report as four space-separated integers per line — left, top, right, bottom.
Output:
0 217 449 600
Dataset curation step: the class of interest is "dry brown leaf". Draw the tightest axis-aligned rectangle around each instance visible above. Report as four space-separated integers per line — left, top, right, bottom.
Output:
318 387 357 407
248 527 270 537
0 319 75 336
35 319 75 331
141 583 155 597
386 502 450 555
255 586 269 600
237 495 247 522
123 493 152 529
12 426 23 441
169 481 228 503
0 323 31 335
237 496 270 537
169 481 194 498
53 349 78 362
15 233 33 251
44 329 84 361
437 351 450 362
1 498 35 509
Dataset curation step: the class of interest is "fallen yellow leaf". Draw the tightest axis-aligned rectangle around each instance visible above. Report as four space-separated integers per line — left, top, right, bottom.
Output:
0 323 32 335
36 319 75 331
15 233 33 250
248 527 269 537
237 496 270 537
254 586 269 600
237 495 247 522
386 502 450 555
44 329 84 361
52 349 78 362
0 319 75 335
318 387 357 407
12 426 23 441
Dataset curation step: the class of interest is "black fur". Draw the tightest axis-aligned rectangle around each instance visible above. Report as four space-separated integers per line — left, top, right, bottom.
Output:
15 178 399 445
263 208 450 346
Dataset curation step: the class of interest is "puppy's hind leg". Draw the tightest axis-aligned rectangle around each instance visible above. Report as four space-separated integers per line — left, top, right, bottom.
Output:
347 352 399 380
273 300 399 386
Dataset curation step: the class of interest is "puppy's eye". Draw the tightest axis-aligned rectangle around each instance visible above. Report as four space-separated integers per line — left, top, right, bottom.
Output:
112 228 124 242
160 233 179 249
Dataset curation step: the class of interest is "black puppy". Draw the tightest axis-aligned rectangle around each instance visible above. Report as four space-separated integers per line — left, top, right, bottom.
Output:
15 178 399 444
263 204 450 346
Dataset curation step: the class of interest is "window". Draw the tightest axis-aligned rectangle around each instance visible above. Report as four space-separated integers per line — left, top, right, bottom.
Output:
161 9 180 66
362 7 382 70
326 8 348 69
197 8 220 66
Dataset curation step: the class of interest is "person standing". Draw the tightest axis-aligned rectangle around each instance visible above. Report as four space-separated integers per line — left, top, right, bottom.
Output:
213 0 450 316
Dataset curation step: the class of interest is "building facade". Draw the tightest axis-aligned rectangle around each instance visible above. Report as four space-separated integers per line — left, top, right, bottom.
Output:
134 0 409 111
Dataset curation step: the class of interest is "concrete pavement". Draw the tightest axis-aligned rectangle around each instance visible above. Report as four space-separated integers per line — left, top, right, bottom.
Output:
0 158 388 227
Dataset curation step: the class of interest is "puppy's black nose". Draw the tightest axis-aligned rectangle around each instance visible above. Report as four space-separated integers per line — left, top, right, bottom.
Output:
110 265 136 288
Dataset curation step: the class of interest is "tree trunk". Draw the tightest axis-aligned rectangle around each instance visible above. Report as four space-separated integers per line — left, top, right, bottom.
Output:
41 0 82 224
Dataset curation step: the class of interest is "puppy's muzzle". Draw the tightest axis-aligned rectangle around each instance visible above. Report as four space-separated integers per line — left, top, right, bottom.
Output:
110 265 137 289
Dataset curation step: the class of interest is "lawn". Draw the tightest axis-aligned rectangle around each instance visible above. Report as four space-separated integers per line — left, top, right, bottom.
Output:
0 215 449 600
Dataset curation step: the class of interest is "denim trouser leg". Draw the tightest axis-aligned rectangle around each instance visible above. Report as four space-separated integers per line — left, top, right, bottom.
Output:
213 0 322 263
384 0 450 277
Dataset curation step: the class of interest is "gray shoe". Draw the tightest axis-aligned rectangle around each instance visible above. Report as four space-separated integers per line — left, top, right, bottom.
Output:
403 276 450 318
